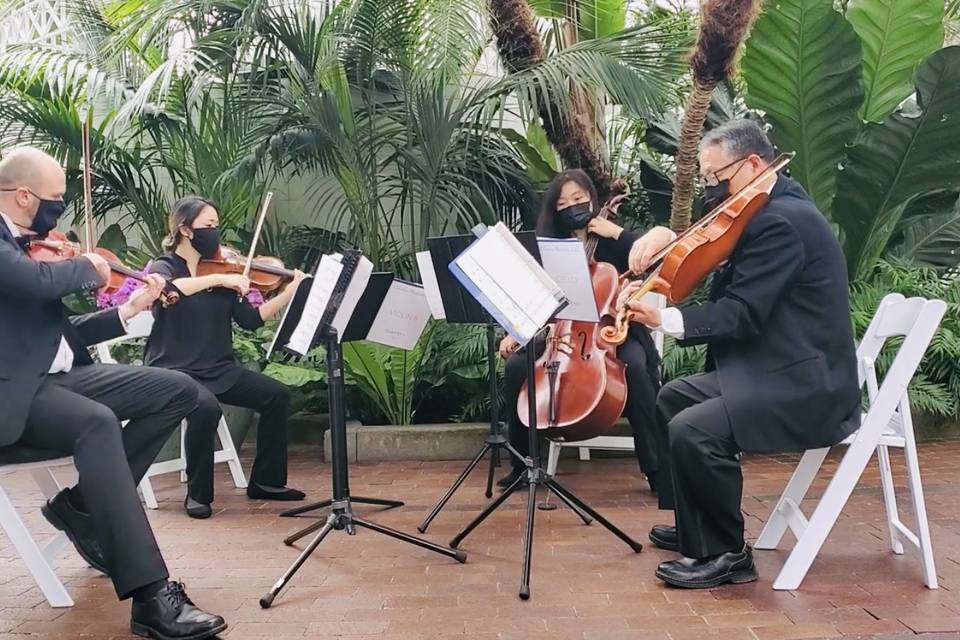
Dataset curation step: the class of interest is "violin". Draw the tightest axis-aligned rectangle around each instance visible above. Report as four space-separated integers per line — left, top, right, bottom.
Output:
600 153 795 346
23 230 180 307
517 194 629 442
197 246 296 293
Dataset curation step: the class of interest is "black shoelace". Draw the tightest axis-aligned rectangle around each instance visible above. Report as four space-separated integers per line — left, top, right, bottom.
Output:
165 581 194 610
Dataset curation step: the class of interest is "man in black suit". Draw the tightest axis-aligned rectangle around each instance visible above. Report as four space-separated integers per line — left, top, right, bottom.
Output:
622 120 860 588
0 147 227 639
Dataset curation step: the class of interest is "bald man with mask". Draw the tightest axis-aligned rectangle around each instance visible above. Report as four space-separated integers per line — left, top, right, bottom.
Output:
0 148 227 639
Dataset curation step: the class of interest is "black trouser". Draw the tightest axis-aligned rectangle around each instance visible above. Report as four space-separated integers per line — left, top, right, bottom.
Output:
20 363 198 599
653 371 745 559
184 368 291 504
503 329 661 476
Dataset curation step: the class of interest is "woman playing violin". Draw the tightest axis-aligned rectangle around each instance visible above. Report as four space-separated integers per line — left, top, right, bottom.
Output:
497 169 674 492
143 196 307 519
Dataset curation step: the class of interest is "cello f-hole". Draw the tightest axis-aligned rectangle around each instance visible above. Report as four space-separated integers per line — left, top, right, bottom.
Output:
577 331 590 360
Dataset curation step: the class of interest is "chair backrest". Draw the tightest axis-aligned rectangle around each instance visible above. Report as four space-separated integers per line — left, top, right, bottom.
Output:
855 293 947 431
94 311 154 365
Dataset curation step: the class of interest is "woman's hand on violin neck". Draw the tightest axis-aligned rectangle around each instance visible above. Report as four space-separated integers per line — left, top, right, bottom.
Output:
499 335 519 359
220 273 251 295
119 274 165 320
587 217 623 239
82 253 111 286
628 226 675 273
616 279 645 310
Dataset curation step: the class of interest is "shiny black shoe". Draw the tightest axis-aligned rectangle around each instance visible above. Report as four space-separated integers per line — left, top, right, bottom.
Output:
655 545 758 589
648 524 679 551
496 466 525 490
41 489 108 575
246 483 305 501
184 497 212 520
131 581 227 640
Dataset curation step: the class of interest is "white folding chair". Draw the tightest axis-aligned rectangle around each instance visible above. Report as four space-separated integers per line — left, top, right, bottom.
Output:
545 292 666 476
94 312 247 510
0 452 78 607
756 293 946 590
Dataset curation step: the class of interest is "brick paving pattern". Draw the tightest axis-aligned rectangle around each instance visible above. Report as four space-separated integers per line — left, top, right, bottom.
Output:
3 440 960 639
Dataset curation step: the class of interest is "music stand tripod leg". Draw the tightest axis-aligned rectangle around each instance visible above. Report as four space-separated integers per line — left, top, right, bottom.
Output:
545 478 643 553
261 513 337 609
418 443 492 533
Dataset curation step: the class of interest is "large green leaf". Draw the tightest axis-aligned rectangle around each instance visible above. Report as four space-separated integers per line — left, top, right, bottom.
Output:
578 0 627 40
833 46 960 279
847 0 944 122
742 0 864 214
890 194 960 270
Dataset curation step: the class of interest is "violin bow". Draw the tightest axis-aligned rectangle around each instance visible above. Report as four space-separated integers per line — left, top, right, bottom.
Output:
80 110 95 252
242 191 274 280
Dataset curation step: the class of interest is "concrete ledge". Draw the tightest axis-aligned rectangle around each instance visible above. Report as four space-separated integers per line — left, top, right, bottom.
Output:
324 422 490 463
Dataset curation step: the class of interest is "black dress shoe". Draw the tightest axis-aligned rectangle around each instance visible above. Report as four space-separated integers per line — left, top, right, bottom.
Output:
648 524 679 551
41 490 108 575
131 581 227 640
655 545 758 589
246 483 305 501
184 497 212 520
496 466 525 490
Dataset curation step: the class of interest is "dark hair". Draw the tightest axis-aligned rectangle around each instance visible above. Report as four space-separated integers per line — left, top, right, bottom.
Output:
535 169 599 238
699 118 775 161
162 195 218 253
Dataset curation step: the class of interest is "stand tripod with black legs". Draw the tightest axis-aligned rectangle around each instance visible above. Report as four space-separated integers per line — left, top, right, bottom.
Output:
447 339 642 599
261 330 466 608
417 324 525 532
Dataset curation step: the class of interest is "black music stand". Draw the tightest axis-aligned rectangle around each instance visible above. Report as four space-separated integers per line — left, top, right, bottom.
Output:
444 227 643 600
416 233 539 533
260 263 466 609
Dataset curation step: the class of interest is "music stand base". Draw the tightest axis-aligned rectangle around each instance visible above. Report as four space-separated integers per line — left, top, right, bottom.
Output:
262 497 466 608
281 496 403 518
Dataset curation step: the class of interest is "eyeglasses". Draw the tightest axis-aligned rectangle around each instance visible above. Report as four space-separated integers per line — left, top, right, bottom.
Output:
699 157 748 188
0 187 64 202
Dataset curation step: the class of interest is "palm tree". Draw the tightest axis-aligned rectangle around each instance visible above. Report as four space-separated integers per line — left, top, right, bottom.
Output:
669 0 760 232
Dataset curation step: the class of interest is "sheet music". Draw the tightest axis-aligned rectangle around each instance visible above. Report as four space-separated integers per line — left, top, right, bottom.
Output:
452 222 566 344
537 238 599 322
286 255 343 355
365 281 432 350
330 254 373 341
415 250 446 320
266 276 311 359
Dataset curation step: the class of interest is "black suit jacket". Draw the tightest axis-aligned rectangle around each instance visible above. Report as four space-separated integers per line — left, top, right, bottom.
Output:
678 176 860 453
0 221 124 447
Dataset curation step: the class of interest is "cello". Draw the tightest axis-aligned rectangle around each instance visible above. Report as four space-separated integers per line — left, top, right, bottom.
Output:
517 194 629 442
600 152 794 345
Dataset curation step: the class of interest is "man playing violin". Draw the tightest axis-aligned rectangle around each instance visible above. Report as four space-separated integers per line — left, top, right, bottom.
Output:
621 120 860 589
0 148 227 639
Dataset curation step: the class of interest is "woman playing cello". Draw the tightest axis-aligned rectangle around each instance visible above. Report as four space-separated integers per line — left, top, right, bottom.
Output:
497 170 674 492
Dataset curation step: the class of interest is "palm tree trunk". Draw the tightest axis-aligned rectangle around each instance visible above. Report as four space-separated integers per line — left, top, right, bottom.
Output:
489 0 612 197
670 81 715 232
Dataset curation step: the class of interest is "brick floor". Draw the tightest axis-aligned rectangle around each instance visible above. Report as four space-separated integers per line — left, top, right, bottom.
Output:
4 440 960 639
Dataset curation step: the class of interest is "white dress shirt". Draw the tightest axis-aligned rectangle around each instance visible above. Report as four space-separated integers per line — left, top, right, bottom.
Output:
1 210 129 374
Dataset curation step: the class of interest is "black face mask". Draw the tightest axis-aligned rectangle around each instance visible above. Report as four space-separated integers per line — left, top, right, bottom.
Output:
703 180 731 211
189 227 220 259
556 201 593 233
30 198 66 235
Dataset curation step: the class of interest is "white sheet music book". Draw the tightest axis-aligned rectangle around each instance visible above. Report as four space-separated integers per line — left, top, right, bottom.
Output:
449 222 567 345
536 238 599 323
330 253 373 342
415 250 446 320
365 280 432 350
284 254 344 355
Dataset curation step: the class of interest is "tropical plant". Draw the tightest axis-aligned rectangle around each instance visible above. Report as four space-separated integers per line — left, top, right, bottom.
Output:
741 0 960 278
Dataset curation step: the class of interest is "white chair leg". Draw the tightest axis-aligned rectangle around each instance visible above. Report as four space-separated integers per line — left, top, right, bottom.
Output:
138 477 159 510
755 448 828 550
902 412 938 589
546 440 561 477
876 445 904 555
773 433 878 590
179 420 188 483
0 486 73 607
30 468 63 501
578 447 591 461
217 417 247 489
